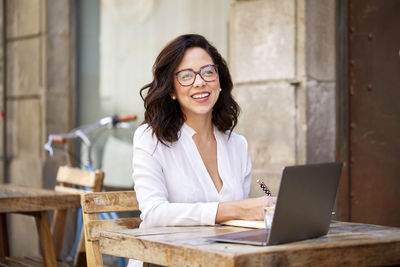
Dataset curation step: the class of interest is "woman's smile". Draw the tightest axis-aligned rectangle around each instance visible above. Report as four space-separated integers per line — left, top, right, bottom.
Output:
191 91 211 102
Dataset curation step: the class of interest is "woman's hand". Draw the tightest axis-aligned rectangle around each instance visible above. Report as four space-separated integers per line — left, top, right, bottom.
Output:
239 196 277 221
215 196 277 223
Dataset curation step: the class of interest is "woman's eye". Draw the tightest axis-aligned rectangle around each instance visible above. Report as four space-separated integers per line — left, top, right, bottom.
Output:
180 73 193 80
203 70 214 76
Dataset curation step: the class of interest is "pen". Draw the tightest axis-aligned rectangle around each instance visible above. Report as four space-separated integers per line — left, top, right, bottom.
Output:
257 179 272 196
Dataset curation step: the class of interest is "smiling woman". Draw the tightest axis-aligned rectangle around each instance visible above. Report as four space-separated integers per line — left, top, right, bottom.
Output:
139 35 238 145
129 34 276 267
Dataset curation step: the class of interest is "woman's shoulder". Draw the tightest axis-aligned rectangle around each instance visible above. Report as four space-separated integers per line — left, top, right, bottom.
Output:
133 124 160 152
134 123 151 139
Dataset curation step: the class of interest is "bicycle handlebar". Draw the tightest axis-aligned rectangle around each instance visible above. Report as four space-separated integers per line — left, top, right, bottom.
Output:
44 114 137 159
49 134 67 144
114 114 137 123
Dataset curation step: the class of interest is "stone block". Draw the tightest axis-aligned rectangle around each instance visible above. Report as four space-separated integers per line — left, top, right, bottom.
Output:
5 101 16 156
7 99 42 156
7 38 41 96
45 93 70 134
45 0 73 135
231 0 296 82
9 155 43 186
306 0 335 81
6 0 41 38
46 36 70 93
306 80 336 163
46 0 70 35
234 82 296 170
8 156 43 257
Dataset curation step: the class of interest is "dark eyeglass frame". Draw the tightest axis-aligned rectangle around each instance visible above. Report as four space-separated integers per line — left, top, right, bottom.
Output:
175 64 219 87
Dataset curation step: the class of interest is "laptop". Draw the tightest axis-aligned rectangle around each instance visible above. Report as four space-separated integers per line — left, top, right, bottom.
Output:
207 162 343 246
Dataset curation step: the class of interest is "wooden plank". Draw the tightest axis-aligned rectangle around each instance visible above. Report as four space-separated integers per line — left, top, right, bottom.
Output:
50 209 67 259
81 191 138 213
53 186 85 195
82 213 103 267
86 218 141 241
0 194 80 213
33 212 57 267
99 231 235 267
0 185 64 197
0 185 81 213
56 166 103 190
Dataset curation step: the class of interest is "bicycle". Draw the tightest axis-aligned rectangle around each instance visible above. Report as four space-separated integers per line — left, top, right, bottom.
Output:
44 114 137 267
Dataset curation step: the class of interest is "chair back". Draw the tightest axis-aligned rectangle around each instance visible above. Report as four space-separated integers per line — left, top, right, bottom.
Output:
52 166 105 266
81 191 141 267
55 166 104 193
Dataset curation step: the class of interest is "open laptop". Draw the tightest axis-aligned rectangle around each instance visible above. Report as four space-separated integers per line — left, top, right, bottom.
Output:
207 162 343 246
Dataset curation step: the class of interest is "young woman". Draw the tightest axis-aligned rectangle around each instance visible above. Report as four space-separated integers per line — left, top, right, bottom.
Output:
129 34 275 266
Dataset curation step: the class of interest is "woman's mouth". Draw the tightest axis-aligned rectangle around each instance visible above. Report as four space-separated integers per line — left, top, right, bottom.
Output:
192 92 210 99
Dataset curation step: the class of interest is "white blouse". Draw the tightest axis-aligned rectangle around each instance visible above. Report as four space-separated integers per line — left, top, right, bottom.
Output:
132 123 252 228
128 123 252 267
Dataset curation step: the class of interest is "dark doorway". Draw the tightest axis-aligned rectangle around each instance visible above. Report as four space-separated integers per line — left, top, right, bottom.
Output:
337 0 400 227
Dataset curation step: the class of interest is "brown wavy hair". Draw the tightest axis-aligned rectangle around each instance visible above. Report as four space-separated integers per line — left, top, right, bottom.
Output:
140 34 240 145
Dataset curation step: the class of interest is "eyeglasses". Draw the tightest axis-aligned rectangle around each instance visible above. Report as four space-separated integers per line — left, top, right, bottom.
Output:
175 64 218 86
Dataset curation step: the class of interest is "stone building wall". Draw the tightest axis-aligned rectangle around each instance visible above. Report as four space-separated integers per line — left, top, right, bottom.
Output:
230 0 336 197
0 0 75 257
305 0 336 164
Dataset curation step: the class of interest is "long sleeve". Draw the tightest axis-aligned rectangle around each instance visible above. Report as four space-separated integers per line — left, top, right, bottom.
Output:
133 145 219 227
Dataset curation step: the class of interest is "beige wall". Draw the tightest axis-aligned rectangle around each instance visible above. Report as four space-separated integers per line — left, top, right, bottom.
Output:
230 0 336 197
0 0 75 257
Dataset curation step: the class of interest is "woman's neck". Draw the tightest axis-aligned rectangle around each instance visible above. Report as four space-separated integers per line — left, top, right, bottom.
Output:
185 114 214 142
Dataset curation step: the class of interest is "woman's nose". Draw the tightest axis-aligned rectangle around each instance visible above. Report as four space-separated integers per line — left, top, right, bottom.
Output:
192 73 206 87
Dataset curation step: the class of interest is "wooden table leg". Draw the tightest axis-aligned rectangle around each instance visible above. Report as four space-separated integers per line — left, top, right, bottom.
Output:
34 211 57 267
51 209 67 259
0 213 10 260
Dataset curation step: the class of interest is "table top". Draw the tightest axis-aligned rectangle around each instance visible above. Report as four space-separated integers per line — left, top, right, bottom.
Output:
0 184 81 213
98 221 400 266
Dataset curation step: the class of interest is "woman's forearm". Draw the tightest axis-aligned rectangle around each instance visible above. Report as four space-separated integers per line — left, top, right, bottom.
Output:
215 200 242 223
215 196 276 223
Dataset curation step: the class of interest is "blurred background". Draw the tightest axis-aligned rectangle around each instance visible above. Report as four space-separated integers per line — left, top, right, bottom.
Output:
0 0 399 260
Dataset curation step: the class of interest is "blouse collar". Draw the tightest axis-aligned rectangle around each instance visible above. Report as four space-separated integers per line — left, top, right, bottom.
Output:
181 122 221 140
181 122 197 137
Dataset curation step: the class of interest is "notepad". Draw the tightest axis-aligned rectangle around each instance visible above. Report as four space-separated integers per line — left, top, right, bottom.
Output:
221 220 265 229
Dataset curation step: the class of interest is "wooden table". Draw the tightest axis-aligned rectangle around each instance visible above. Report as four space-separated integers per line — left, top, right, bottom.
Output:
97 221 400 266
0 184 81 267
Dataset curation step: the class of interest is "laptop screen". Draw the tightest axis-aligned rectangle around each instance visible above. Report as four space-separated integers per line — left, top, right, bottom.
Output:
207 162 343 246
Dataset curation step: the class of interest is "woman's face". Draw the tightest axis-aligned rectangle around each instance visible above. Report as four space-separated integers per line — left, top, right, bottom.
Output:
172 47 220 121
